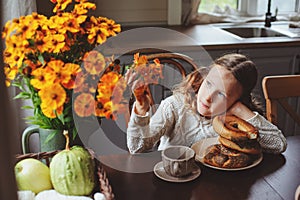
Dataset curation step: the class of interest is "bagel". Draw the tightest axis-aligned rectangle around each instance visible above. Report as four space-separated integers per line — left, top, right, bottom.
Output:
218 136 261 155
213 115 258 141
203 144 251 168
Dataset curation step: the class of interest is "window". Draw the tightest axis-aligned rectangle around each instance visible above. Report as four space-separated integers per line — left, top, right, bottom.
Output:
198 0 299 15
198 0 238 13
266 0 297 13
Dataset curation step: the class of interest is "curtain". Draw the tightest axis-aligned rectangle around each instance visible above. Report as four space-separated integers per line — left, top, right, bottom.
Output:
1 0 36 24
181 0 241 25
182 0 201 25
1 0 37 150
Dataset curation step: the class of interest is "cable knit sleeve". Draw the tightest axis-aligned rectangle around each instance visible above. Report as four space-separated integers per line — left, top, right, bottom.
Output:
247 112 287 154
127 99 176 154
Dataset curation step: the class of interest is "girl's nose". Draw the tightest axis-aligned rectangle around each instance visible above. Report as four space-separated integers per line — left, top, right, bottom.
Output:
205 90 213 103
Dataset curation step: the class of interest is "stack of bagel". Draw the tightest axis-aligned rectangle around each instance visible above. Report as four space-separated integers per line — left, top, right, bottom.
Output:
204 115 262 169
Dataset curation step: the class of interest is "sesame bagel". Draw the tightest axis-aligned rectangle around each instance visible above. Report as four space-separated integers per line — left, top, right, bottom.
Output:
212 115 259 141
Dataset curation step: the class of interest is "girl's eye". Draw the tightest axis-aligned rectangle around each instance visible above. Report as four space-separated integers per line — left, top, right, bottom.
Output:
218 92 226 98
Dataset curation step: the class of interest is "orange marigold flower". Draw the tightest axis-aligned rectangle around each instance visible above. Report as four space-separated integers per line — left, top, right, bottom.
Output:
86 18 109 44
41 103 63 118
111 78 126 104
143 63 164 85
47 60 72 85
83 50 105 75
95 27 109 44
44 34 66 53
4 65 18 86
96 83 112 103
73 2 96 15
48 15 68 33
35 31 48 52
105 19 121 36
74 93 95 117
73 71 87 93
153 58 160 65
30 67 56 89
75 15 88 24
23 60 41 73
64 17 81 33
133 53 148 66
61 63 81 89
100 71 120 86
39 84 66 110
96 72 121 104
52 0 73 13
95 101 114 119
4 35 27 68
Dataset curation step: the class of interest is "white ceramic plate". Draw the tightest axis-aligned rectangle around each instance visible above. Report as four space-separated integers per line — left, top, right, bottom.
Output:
153 161 201 183
191 137 263 171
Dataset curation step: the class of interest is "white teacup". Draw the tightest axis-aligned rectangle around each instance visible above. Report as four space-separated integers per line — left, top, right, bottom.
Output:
162 145 196 177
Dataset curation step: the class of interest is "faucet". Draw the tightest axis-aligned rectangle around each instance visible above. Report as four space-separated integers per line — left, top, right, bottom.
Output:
265 0 277 27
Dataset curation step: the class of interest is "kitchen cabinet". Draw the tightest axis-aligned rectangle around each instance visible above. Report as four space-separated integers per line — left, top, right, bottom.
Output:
239 47 300 99
239 47 300 136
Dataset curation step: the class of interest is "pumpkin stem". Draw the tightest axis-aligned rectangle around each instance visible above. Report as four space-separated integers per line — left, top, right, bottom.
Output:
63 130 70 150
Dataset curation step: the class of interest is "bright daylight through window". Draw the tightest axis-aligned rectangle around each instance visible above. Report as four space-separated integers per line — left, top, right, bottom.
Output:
198 0 237 13
198 0 299 15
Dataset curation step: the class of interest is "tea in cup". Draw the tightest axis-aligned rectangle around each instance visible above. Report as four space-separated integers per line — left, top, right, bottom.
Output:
161 145 196 177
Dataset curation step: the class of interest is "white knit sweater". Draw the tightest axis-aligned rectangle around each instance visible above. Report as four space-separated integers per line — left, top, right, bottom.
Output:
127 93 287 154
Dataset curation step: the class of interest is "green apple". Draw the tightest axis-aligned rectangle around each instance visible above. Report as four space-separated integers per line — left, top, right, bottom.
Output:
15 158 53 194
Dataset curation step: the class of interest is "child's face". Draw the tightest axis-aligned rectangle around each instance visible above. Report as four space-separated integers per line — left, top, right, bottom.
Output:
196 65 243 117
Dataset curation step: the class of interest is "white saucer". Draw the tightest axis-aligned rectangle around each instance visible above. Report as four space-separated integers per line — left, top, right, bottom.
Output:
153 161 201 183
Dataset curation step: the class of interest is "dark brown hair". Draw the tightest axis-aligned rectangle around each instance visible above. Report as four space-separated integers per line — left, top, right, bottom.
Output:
173 53 264 115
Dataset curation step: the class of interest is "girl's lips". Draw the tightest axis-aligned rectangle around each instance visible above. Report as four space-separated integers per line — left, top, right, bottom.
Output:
200 101 209 109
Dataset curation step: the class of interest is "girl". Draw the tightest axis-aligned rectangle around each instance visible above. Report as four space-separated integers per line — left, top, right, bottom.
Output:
126 53 287 154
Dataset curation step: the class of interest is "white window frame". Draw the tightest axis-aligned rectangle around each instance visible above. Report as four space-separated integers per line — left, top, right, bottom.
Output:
238 0 300 16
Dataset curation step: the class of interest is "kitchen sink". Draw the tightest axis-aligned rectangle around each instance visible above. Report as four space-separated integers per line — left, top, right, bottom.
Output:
221 27 287 38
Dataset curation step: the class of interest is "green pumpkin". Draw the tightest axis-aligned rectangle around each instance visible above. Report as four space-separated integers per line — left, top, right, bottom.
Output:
49 131 95 196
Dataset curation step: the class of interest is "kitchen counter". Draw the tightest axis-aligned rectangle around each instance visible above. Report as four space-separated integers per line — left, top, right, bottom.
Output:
172 23 300 50
121 21 300 51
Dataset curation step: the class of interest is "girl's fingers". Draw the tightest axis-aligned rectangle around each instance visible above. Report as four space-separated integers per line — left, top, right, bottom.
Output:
132 79 144 91
125 70 139 86
124 69 133 83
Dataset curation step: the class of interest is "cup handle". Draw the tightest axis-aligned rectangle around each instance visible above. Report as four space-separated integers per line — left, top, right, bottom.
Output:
22 125 39 154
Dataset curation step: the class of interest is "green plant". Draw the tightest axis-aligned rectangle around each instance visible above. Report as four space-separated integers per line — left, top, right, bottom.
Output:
2 0 121 139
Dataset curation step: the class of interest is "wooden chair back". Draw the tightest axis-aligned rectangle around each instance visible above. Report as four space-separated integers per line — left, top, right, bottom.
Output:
262 75 300 133
143 52 199 106
126 52 199 123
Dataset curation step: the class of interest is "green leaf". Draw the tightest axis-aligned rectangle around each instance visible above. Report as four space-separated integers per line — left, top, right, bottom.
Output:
11 82 22 89
125 65 131 70
21 105 34 110
44 130 59 144
57 113 65 125
64 117 73 123
72 128 77 140
24 116 35 120
38 54 45 65
14 92 31 99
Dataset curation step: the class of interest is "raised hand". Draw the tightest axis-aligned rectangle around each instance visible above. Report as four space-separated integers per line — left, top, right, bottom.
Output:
125 69 152 115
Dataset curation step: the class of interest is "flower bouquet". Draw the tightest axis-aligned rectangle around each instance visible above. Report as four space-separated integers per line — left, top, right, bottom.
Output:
2 0 121 139
2 0 164 140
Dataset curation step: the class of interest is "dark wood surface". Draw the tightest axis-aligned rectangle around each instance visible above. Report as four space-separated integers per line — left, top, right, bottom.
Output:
99 136 300 200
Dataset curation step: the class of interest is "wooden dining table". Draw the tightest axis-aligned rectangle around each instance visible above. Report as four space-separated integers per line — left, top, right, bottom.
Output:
99 135 300 200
